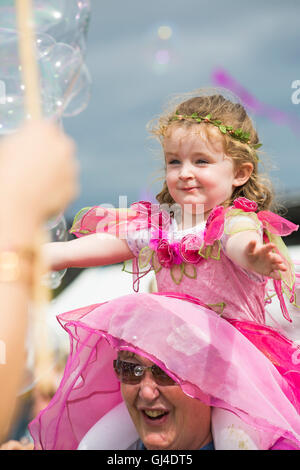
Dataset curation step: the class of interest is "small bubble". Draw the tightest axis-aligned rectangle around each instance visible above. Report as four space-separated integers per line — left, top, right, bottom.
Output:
158 25 172 40
155 49 170 65
52 11 62 20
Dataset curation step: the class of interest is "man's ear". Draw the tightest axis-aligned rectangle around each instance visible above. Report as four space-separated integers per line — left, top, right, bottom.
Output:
233 162 253 188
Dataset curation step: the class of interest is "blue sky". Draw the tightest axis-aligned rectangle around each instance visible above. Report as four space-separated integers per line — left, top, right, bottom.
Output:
61 0 300 217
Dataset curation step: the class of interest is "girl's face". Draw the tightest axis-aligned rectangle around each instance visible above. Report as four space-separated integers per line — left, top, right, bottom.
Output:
164 125 242 221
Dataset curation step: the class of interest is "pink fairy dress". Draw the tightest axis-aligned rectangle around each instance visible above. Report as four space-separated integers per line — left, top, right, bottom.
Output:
29 198 300 450
70 197 299 326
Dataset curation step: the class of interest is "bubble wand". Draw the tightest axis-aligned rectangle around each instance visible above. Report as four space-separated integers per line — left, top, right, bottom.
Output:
15 0 54 395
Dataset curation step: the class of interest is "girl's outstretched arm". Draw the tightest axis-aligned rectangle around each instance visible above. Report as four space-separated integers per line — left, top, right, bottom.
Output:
43 233 134 271
225 230 287 280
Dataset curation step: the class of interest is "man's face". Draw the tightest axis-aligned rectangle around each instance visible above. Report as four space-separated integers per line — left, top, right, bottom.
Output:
118 351 212 450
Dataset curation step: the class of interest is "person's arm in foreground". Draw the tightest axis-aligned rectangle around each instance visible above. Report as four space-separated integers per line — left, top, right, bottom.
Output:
0 121 77 442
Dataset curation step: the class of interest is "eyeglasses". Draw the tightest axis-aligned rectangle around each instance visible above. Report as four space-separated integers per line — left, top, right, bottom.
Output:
113 359 176 386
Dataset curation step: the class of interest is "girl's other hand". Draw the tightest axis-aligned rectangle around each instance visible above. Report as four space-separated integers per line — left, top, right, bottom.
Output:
246 240 287 280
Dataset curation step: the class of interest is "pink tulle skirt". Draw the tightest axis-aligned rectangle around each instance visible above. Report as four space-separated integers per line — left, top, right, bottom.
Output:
29 292 300 450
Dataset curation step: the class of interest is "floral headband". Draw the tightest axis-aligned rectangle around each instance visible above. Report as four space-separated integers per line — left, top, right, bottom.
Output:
169 111 262 153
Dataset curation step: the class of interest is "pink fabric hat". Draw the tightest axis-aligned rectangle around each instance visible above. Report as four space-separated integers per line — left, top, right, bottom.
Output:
29 292 300 450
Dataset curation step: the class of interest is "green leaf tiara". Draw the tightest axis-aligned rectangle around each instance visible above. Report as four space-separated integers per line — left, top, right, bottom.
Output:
170 111 262 151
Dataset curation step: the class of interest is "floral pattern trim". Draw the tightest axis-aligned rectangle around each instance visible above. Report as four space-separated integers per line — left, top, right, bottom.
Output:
127 205 226 285
146 205 225 269
144 198 269 274
137 199 260 278
70 197 299 322
207 302 227 316
125 197 300 323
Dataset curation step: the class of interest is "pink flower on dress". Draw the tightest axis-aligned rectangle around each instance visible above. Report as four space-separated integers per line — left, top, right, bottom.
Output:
233 197 258 212
180 234 203 264
204 206 225 245
156 239 182 268
156 239 175 268
149 238 160 251
169 242 182 265
149 230 169 250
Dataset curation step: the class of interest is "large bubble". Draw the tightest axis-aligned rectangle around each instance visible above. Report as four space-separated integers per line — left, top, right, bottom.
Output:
43 213 68 289
0 0 90 51
0 0 91 133
0 2 92 393
0 29 91 133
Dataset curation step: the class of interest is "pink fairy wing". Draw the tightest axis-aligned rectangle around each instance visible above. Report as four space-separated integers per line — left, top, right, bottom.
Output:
258 211 299 322
69 206 139 239
69 206 95 236
265 231 297 322
69 201 171 240
257 211 299 237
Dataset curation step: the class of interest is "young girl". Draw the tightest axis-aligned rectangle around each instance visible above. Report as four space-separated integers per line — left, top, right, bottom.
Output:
40 91 300 449
46 92 297 323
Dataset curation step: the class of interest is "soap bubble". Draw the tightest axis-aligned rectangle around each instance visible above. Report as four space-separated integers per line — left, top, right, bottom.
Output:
0 29 91 133
62 63 91 117
43 213 68 290
38 38 91 118
0 0 91 52
157 25 173 41
143 23 179 76
19 213 69 395
0 0 92 133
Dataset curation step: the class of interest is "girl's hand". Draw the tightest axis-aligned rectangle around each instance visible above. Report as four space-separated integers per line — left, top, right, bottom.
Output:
246 240 287 280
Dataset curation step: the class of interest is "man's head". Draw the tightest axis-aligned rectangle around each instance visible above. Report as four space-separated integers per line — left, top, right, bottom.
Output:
114 350 212 450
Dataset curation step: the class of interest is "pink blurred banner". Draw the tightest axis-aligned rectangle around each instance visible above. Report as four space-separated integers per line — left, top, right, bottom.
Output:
211 68 300 135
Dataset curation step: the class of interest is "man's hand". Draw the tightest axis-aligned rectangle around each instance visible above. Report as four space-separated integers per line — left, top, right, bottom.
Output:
0 438 34 450
0 120 78 226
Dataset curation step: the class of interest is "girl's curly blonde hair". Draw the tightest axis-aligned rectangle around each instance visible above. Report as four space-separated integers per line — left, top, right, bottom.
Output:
148 91 276 212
